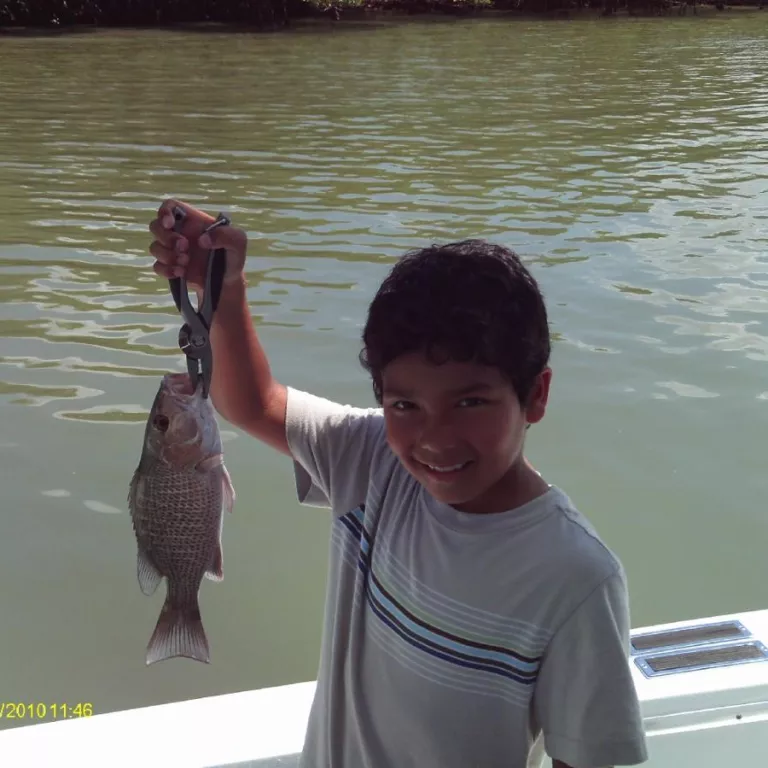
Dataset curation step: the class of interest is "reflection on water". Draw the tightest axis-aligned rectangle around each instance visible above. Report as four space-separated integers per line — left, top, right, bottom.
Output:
1 21 767 382
1 15 768 724
0 380 102 407
53 404 151 423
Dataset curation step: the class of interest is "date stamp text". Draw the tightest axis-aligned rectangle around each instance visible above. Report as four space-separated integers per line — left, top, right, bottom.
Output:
0 702 93 720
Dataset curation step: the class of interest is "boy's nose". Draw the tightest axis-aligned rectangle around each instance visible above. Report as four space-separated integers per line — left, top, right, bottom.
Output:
417 421 460 454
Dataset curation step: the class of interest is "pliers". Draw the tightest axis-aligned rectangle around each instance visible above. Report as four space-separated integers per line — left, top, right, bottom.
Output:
169 206 230 399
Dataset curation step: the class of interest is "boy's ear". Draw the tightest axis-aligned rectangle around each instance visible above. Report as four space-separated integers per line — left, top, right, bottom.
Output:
525 368 552 426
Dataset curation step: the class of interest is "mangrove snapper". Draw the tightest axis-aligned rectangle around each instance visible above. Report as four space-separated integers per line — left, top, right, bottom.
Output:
129 372 235 665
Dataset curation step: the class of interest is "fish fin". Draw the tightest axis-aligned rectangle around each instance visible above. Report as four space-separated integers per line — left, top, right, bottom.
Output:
221 464 235 514
127 467 143 511
205 542 224 582
137 548 162 596
146 599 210 665
196 454 223 473
196 456 234 514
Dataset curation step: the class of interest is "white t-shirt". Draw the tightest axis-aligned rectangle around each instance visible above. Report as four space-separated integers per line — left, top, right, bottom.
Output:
284 386 648 768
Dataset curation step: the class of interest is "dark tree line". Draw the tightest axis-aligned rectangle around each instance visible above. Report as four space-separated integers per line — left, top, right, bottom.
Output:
0 0 294 27
0 0 759 28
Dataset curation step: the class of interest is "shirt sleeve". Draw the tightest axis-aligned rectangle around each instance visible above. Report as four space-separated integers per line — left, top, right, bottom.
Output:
284 385 386 516
532 566 649 767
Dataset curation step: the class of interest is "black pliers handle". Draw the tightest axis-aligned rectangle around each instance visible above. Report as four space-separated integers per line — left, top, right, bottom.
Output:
169 206 230 399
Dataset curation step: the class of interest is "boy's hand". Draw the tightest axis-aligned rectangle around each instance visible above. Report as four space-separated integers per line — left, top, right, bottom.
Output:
148 198 248 291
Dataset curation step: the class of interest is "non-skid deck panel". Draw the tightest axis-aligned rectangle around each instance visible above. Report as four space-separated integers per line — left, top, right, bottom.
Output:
631 621 748 654
635 640 768 678
630 616 768 679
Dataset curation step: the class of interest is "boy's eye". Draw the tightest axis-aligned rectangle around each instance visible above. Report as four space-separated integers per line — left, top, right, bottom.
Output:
458 397 487 408
391 400 416 411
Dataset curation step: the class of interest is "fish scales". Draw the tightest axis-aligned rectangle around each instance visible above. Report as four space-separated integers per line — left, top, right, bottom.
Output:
131 463 223 589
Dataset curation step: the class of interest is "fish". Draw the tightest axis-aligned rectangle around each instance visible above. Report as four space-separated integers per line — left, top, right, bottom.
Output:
128 371 235 665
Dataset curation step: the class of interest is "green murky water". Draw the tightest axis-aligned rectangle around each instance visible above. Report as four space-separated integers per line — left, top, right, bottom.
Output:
1 13 767 723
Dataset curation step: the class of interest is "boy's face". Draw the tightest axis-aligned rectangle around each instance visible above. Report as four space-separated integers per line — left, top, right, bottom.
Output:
381 352 551 515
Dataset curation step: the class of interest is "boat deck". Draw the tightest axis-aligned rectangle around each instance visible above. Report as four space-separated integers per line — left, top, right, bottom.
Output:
2 608 768 767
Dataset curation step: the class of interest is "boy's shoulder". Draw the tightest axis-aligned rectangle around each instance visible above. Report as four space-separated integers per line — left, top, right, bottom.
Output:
531 486 629 616
546 486 624 573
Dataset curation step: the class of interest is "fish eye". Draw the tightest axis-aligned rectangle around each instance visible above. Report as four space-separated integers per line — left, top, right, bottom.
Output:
152 414 170 433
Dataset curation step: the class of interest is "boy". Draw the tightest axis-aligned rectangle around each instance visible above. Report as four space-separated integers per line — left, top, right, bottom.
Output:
148 199 648 768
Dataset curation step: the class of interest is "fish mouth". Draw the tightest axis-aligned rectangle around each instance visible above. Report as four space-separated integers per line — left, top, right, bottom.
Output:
163 372 198 398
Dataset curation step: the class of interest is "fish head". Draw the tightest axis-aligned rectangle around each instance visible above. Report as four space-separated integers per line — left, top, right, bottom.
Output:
143 372 222 469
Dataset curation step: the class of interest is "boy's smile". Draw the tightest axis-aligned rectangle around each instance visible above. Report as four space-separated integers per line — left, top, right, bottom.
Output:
381 352 551 515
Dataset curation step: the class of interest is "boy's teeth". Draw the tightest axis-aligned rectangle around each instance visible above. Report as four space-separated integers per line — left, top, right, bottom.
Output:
428 463 466 473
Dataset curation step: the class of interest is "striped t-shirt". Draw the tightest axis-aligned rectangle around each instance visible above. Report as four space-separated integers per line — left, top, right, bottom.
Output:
285 386 647 768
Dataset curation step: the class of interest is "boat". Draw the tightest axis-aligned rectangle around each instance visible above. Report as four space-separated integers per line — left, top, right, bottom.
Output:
1 607 767 767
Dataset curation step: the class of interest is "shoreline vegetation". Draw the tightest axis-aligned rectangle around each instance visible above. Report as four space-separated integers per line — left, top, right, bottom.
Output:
0 0 763 30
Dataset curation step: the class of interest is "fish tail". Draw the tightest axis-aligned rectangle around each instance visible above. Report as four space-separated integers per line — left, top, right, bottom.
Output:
146 596 210 665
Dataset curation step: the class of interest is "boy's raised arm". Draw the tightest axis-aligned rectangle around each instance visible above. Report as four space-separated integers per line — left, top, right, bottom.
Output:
206 275 290 456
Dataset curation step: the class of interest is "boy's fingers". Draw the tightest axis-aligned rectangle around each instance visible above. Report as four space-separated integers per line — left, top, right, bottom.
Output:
149 218 176 242
199 224 246 254
152 261 176 280
157 198 183 219
155 199 181 230
148 219 191 251
149 241 177 266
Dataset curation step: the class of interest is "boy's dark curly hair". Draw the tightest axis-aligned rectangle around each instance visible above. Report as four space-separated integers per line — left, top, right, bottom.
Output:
359 239 551 406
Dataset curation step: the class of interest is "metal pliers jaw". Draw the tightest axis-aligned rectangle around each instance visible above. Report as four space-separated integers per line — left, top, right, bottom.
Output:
169 206 230 399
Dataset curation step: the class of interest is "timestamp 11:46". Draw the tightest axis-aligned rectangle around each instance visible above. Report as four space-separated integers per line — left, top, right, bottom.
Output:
0 702 93 720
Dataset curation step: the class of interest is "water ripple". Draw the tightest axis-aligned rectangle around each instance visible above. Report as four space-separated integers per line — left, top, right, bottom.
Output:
0 18 767 420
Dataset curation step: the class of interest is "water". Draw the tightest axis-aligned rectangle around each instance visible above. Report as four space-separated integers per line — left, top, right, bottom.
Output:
1 12 767 725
